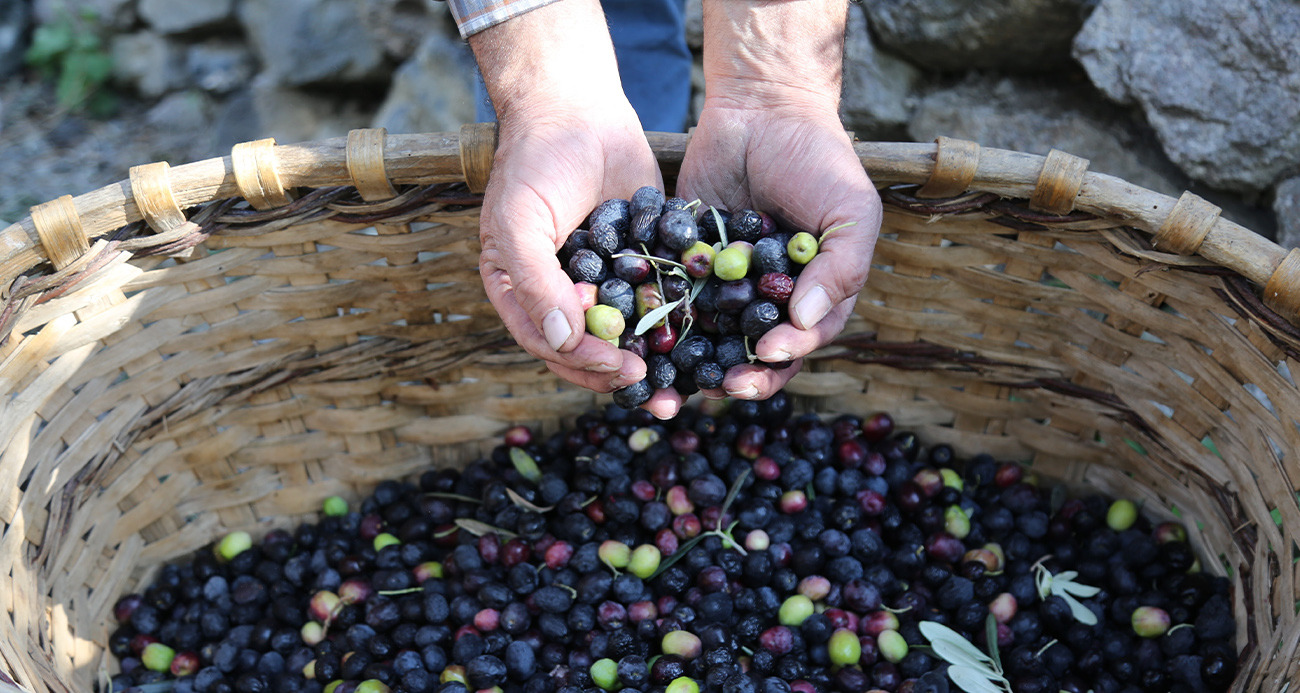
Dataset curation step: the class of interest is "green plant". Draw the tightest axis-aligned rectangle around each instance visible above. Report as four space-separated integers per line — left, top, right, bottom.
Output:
24 10 116 115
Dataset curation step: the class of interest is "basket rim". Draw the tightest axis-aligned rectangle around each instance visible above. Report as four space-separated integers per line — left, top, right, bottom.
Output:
0 127 1294 324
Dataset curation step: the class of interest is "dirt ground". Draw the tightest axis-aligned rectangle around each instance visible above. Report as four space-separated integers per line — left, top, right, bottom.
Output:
0 78 225 224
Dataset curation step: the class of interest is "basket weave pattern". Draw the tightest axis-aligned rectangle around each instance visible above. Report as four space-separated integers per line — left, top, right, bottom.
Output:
1 126 1298 693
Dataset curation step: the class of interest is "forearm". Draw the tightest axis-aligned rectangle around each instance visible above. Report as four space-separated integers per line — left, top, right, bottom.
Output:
701 0 848 112
468 0 624 120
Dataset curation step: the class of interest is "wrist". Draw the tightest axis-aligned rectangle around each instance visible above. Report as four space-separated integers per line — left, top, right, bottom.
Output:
469 0 625 122
701 0 846 113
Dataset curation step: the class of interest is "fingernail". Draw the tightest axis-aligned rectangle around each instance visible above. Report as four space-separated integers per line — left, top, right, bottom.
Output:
793 286 831 328
761 349 792 363
609 374 639 389
542 309 572 351
727 384 759 399
588 361 620 373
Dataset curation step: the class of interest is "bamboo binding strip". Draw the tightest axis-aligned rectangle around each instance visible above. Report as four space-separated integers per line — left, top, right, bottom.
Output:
1 129 1299 693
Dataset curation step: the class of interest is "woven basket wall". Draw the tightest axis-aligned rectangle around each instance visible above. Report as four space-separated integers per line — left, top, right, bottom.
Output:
1 125 1299 693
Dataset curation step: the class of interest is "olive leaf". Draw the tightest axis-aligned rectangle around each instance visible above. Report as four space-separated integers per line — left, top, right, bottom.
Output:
689 277 707 304
921 620 1011 693
611 251 688 271
454 518 517 538
1049 485 1066 515
719 468 750 526
1060 593 1098 626
947 667 1005 693
507 488 554 514
1034 562 1100 626
377 587 424 596
648 533 706 580
711 207 729 247
635 298 684 336
984 612 1001 670
920 621 994 669
422 492 482 504
509 447 542 483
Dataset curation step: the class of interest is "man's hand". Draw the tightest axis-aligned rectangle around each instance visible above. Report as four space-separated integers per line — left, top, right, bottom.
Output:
472 0 660 393
656 0 882 417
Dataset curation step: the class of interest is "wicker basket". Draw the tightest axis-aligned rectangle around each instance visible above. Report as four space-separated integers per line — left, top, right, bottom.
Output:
2 124 1298 693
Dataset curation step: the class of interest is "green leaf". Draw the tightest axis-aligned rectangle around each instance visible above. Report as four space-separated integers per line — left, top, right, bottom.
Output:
611 252 687 271
920 621 993 668
509 447 541 482
377 587 424 596
1056 580 1100 599
423 492 482 504
1060 592 1097 626
648 533 705 580
1054 571 1079 582
506 488 554 514
719 468 750 519
689 277 707 304
635 298 683 336
25 23 74 65
1049 485 1066 515
984 613 1001 671
711 207 729 247
947 666 1005 693
927 636 995 672
1035 568 1052 600
81 50 113 81
56 53 92 107
454 518 517 538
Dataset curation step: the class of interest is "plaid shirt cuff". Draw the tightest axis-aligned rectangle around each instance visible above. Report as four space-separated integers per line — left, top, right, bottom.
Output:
446 0 567 37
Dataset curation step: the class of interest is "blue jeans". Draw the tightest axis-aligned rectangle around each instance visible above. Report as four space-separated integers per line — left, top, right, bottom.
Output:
475 0 692 133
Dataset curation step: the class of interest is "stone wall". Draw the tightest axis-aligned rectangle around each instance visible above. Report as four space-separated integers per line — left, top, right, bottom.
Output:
3 0 1298 245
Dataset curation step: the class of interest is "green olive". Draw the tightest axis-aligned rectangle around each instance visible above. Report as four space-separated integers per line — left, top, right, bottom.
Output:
828 628 861 667
878 629 909 663
591 658 619 690
1108 499 1138 531
666 678 700 693
779 595 815 627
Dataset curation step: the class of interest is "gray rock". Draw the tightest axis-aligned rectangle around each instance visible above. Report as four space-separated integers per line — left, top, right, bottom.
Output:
240 0 390 87
909 75 1186 197
840 5 923 141
186 40 254 94
111 31 185 97
251 75 377 144
685 0 702 51
146 90 213 131
144 90 219 160
1276 177 1300 250
34 0 134 29
361 0 455 61
213 88 260 151
372 33 476 135
1074 0 1300 193
0 0 30 79
138 0 234 34
865 0 1089 72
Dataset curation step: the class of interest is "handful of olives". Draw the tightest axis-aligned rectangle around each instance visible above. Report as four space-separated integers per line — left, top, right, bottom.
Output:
561 187 828 408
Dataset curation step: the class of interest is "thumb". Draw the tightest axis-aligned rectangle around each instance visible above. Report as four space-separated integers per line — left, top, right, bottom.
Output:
500 220 587 355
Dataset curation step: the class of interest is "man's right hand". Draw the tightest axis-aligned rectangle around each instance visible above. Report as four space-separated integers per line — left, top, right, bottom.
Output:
471 0 660 394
